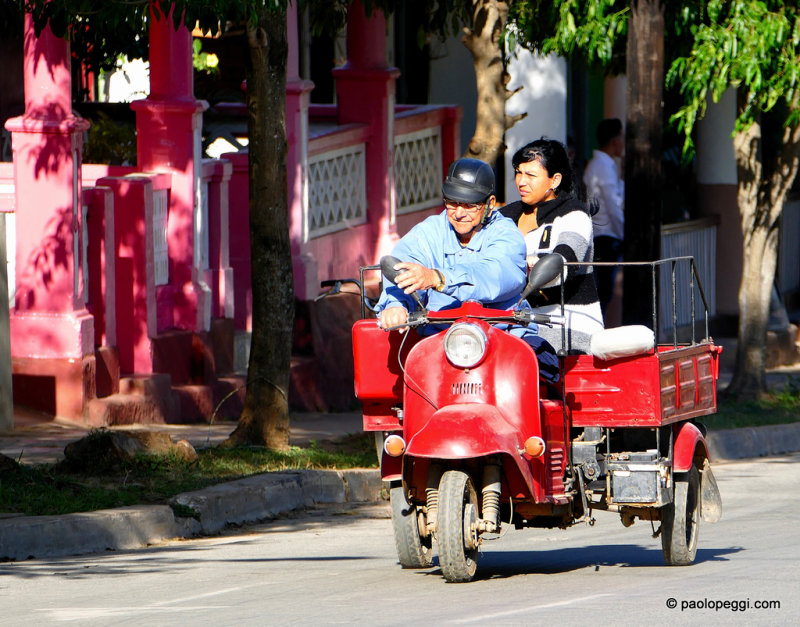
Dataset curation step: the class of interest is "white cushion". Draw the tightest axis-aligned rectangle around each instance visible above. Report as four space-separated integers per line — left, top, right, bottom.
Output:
590 325 655 360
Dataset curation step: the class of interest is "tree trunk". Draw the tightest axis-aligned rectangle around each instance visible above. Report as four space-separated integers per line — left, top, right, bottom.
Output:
622 0 664 327
225 9 294 449
461 0 524 166
727 98 800 400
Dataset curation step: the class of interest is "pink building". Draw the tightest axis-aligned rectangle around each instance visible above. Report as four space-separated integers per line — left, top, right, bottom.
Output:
0 1 460 426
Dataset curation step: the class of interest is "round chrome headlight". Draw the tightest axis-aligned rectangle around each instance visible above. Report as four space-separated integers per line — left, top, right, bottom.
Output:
444 323 487 368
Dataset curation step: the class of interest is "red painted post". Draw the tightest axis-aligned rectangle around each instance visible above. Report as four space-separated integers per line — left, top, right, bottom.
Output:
221 149 251 333
286 1 316 300
96 173 170 375
131 2 210 334
4 14 94 419
83 186 116 349
203 158 234 319
332 0 400 261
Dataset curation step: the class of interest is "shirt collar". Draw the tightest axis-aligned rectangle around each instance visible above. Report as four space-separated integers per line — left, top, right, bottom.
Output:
442 208 497 253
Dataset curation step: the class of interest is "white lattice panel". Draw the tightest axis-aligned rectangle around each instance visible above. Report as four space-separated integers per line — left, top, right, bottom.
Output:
395 128 442 215
308 145 367 238
153 189 169 286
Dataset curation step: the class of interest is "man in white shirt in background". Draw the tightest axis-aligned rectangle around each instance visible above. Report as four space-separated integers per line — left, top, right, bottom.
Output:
583 118 625 315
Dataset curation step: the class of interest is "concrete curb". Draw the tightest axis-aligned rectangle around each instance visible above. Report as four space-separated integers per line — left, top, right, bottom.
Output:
707 422 800 461
1 423 798 562
0 469 382 562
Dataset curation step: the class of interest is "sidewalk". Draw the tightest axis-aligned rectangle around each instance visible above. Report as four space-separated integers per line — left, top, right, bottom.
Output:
0 408 375 562
0 408 365 466
1 338 799 562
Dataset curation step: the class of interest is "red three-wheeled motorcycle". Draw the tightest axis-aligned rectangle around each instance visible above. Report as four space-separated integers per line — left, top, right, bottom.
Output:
351 255 722 583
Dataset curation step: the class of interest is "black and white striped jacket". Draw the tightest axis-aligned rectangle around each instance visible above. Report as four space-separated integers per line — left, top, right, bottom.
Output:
501 195 604 353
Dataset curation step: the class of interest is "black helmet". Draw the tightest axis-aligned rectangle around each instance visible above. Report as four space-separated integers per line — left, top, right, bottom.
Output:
442 158 495 204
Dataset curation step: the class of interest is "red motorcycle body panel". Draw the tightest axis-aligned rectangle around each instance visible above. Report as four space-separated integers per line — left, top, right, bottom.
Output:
353 319 422 432
398 320 567 503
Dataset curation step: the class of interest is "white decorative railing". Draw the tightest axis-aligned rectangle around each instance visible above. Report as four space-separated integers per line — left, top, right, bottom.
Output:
778 198 800 295
659 217 718 336
394 127 442 215
308 144 367 238
153 189 169 286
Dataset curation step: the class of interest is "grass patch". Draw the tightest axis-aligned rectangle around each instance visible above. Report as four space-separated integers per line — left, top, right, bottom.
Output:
0 434 378 517
704 377 800 430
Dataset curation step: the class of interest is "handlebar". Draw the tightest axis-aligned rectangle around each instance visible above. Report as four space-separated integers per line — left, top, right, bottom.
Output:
381 309 565 332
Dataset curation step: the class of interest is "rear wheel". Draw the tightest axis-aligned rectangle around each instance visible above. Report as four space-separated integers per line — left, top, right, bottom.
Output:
390 486 433 568
661 464 700 565
438 470 480 583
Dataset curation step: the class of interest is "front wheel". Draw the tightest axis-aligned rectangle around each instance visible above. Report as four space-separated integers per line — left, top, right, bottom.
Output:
438 470 480 583
661 464 700 565
390 486 433 569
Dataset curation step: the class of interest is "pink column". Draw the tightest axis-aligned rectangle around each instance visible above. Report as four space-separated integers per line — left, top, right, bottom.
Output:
96 173 172 375
203 159 234 319
286 3 316 300
131 2 209 333
4 14 94 419
332 0 400 258
221 149 251 332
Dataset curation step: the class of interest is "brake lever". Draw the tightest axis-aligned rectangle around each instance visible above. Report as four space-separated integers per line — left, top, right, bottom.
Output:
514 310 566 327
384 311 429 332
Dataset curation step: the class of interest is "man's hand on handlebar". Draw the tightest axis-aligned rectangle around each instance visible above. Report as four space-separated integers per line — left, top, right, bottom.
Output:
378 306 410 331
393 262 441 295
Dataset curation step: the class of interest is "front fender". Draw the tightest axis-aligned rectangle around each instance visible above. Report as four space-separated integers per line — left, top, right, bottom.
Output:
406 403 524 460
673 421 709 472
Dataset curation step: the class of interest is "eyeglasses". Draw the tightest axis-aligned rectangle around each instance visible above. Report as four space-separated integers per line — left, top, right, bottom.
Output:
444 199 484 214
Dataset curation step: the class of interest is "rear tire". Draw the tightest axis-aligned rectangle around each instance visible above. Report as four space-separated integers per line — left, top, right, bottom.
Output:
661 464 700 565
438 470 480 583
390 486 433 569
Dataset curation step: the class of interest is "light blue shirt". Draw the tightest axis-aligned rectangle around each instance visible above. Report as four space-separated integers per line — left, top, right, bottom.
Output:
376 209 527 315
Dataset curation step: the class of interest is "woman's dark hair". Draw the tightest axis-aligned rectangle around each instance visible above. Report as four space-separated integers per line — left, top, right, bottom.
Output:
512 138 575 196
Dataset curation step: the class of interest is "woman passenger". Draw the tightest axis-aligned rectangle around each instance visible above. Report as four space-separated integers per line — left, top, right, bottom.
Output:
500 138 603 354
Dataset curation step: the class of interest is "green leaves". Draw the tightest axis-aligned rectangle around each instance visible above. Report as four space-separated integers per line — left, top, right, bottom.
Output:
510 0 628 73
667 1 800 157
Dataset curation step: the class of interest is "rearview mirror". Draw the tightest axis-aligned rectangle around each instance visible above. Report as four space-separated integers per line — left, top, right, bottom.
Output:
380 255 424 311
519 254 564 304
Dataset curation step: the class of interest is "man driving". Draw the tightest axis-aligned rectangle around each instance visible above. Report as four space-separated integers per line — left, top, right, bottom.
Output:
376 158 527 328
375 158 559 381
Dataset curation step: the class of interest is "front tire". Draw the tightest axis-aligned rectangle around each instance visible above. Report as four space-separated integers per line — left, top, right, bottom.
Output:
390 486 433 569
661 464 700 565
438 470 480 583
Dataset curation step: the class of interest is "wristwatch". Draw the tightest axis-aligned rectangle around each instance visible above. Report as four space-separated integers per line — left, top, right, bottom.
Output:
434 270 446 292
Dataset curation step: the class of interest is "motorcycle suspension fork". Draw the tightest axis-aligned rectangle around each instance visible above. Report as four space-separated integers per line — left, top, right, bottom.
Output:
425 464 444 535
480 459 502 533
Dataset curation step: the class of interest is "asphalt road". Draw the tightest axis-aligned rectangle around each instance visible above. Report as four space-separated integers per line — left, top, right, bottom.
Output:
1 454 798 626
